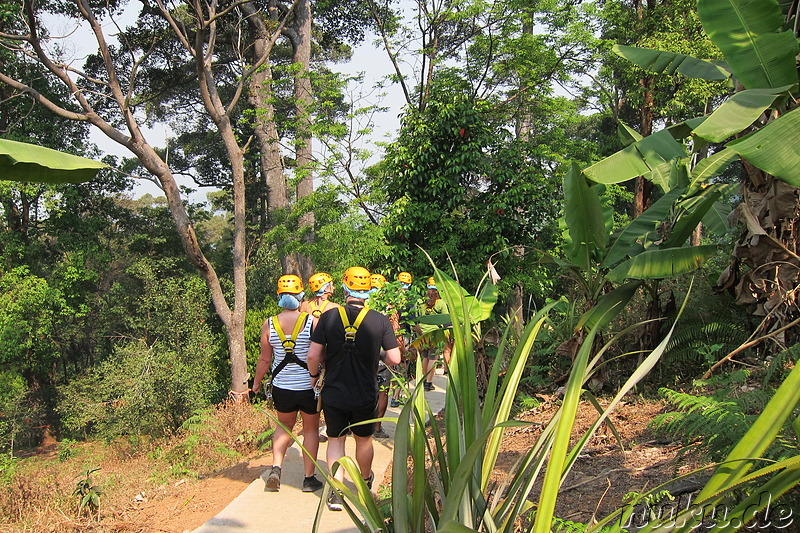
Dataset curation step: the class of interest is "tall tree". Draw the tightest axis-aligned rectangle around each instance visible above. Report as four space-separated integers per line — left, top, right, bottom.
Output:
590 0 724 216
0 0 297 396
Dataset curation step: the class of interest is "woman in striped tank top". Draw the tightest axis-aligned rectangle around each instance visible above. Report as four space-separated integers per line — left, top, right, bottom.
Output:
252 275 324 493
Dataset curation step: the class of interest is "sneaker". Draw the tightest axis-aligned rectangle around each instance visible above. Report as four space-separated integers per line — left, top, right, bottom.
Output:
265 466 281 492
327 490 344 511
373 428 390 439
423 382 435 391
390 399 402 407
364 471 374 490
302 475 324 492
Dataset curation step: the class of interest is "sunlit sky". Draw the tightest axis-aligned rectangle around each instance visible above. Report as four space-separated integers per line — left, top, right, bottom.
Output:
44 5 407 203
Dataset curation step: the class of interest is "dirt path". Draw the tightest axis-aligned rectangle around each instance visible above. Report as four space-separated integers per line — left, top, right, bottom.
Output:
107 392 696 532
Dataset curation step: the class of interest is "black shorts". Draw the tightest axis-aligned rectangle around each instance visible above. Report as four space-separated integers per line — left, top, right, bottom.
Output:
377 366 392 391
322 402 375 438
272 386 318 415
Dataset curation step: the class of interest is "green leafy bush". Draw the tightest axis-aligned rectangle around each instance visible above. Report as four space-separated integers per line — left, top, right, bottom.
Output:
56 340 218 438
651 365 799 463
0 370 46 452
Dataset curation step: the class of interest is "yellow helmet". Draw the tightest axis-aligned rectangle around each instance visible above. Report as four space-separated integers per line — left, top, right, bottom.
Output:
343 266 371 291
397 272 413 284
370 273 387 288
427 276 436 287
308 272 333 293
277 274 303 294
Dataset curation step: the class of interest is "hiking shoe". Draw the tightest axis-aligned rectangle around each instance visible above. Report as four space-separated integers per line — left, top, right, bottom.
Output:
265 466 281 492
364 471 374 490
373 428 390 439
302 475 324 492
327 490 344 511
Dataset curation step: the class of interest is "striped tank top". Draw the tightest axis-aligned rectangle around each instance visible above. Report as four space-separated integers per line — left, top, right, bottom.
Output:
269 314 314 391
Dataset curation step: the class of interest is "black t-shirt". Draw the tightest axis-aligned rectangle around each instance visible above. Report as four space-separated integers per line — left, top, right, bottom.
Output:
311 303 399 408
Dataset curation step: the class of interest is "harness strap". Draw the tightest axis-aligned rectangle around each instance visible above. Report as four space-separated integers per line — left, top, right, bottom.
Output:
310 300 329 318
338 306 369 344
271 312 310 378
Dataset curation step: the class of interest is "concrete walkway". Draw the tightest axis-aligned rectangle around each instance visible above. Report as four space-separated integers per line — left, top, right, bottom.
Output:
192 373 448 533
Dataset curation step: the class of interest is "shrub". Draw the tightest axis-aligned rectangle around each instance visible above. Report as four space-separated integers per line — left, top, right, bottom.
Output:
0 371 46 453
56 340 218 439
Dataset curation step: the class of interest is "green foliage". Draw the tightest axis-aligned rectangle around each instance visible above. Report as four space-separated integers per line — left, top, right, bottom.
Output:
651 366 799 462
663 316 749 367
56 340 218 439
58 439 78 463
0 267 66 378
0 452 16 485
366 281 424 336
73 467 102 517
245 307 273 372
380 84 561 293
0 370 46 453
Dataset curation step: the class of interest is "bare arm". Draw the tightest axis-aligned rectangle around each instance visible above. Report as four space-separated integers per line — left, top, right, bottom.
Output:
383 347 402 366
307 341 325 388
252 321 273 393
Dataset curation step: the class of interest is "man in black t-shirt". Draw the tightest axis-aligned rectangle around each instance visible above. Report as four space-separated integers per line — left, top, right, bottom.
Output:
307 267 401 511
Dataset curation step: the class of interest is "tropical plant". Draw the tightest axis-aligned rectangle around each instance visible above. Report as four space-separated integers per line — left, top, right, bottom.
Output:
598 0 800 348
303 265 687 532
73 467 102 518
544 160 728 371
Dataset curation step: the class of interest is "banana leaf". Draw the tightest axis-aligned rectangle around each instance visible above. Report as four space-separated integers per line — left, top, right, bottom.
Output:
727 108 800 187
698 0 798 89
577 281 643 331
603 186 686 267
606 245 718 283
664 186 722 247
690 147 738 189
701 198 733 236
646 160 672 192
668 159 691 189
613 44 731 81
692 86 794 142
617 121 643 147
666 116 708 140
0 138 107 184
564 164 608 269
584 129 687 185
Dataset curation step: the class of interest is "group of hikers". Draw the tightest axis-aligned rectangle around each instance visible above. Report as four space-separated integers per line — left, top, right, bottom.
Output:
250 267 453 511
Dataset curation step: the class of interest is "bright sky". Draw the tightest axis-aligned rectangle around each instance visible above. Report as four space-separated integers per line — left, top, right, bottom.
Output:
45 6 408 203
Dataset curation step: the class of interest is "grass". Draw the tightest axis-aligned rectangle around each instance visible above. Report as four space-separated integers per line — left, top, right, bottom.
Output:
0 400 272 532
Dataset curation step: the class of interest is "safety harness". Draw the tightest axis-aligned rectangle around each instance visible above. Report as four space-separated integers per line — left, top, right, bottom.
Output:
338 306 369 348
314 306 369 411
270 312 310 379
309 300 329 318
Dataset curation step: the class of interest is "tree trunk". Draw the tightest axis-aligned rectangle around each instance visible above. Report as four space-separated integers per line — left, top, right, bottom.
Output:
243 3 288 222
633 76 655 218
292 0 315 280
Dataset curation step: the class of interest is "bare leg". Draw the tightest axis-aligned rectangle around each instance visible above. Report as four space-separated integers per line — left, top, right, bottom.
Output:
375 390 388 432
299 411 321 477
423 355 436 385
326 435 347 483
273 411 298 467
443 339 453 371
353 434 374 479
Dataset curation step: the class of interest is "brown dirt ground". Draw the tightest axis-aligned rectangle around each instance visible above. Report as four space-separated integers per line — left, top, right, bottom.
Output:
5 397 705 532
